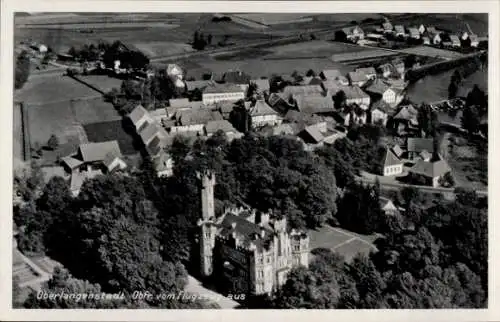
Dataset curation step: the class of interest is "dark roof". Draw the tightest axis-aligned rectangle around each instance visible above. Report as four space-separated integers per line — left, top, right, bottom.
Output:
222 70 251 84
205 120 237 134
407 137 434 153
177 109 223 126
169 98 191 108
365 79 391 95
218 213 274 249
78 141 121 163
343 86 370 100
282 85 324 98
300 125 325 144
185 80 216 91
295 95 335 114
393 104 419 121
371 99 392 113
410 156 451 178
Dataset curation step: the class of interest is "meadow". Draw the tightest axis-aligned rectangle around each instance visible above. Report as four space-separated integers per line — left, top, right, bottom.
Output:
398 46 465 60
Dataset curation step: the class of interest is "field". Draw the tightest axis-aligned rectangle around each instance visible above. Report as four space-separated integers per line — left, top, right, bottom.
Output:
20 23 180 30
308 225 378 262
14 76 101 105
330 49 400 63
266 40 370 59
231 14 313 26
83 120 137 155
398 46 465 60
77 75 123 93
133 41 195 58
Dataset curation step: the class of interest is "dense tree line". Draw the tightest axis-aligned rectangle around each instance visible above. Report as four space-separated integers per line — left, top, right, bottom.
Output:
261 189 487 309
15 50 31 89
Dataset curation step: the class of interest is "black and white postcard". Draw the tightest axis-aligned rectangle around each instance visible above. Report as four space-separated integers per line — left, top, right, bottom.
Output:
1 1 499 321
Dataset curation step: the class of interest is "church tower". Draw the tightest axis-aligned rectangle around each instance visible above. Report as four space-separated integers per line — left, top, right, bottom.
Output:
197 170 216 277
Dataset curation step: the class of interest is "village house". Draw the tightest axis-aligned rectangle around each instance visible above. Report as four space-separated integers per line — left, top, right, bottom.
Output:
392 104 419 134
449 35 461 47
128 104 154 133
170 108 224 135
379 196 402 216
282 85 325 99
381 146 404 176
185 80 217 92
298 121 346 151
382 21 394 34
343 107 367 127
378 63 395 78
151 151 174 177
222 70 252 85
469 34 480 47
197 171 309 295
461 31 469 41
422 36 431 45
356 67 377 80
61 141 125 174
366 33 386 42
294 94 336 115
320 69 350 86
299 76 323 86
202 83 246 105
418 24 426 35
408 155 451 187
339 26 365 42
322 80 347 97
408 27 421 39
267 92 295 114
394 25 406 38
406 137 434 160
205 120 243 141
249 100 283 128
343 86 371 109
370 100 392 126
365 79 403 106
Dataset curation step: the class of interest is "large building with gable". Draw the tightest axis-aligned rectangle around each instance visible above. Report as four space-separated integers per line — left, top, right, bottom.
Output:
197 171 309 296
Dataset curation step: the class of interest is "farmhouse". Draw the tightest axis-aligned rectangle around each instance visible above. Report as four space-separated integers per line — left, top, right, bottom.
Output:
205 120 242 141
322 80 346 96
343 86 371 109
407 137 434 160
151 151 174 177
461 31 469 41
320 69 342 81
408 155 451 187
342 107 368 127
202 83 246 105
282 85 325 98
355 67 377 80
294 94 335 115
422 36 431 45
381 147 403 176
394 25 406 37
128 105 154 132
267 92 295 114
418 24 426 34
63 141 125 173
382 22 394 33
171 108 224 135
186 80 216 92
393 104 419 134
430 32 442 45
249 100 283 127
408 27 420 39
298 121 346 150
370 100 392 126
449 35 461 47
378 63 395 78
469 34 479 47
339 26 365 42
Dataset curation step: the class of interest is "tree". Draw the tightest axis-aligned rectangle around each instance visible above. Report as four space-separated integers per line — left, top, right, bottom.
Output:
15 51 31 89
333 90 346 109
47 134 59 150
346 254 386 308
306 69 316 77
461 105 481 134
207 34 213 45
438 172 455 187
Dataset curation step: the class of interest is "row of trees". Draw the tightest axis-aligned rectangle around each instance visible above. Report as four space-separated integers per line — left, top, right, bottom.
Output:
15 51 31 89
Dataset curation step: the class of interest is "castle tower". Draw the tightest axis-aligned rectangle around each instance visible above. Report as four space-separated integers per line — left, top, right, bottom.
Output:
291 230 310 268
197 170 216 277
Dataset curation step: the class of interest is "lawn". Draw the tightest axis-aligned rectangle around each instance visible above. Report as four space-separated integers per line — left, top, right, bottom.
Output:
309 225 378 262
14 75 101 105
266 40 370 59
83 120 137 155
77 75 123 93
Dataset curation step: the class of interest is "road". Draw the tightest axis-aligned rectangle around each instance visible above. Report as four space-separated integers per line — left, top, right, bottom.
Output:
184 275 239 309
358 176 487 197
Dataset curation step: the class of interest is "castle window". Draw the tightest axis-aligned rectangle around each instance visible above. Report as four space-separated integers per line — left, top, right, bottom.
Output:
258 257 263 265
205 232 210 238
266 256 271 264
293 245 300 251
258 270 263 278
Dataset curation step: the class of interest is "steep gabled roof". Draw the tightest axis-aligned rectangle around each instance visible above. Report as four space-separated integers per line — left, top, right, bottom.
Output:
129 105 149 126
203 83 245 94
392 144 404 158
78 141 121 163
348 71 367 83
295 94 335 114
282 85 324 97
384 147 402 167
365 79 391 95
321 69 343 80
250 100 278 117
250 79 270 92
394 25 405 34
222 70 252 84
205 120 237 134
356 67 377 76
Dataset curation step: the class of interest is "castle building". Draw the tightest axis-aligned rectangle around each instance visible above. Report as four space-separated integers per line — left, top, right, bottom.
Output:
197 171 309 296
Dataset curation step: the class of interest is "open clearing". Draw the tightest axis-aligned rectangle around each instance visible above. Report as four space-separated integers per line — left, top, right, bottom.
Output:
83 120 137 155
397 46 465 60
78 75 123 93
309 225 378 262
133 41 195 58
15 76 101 105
